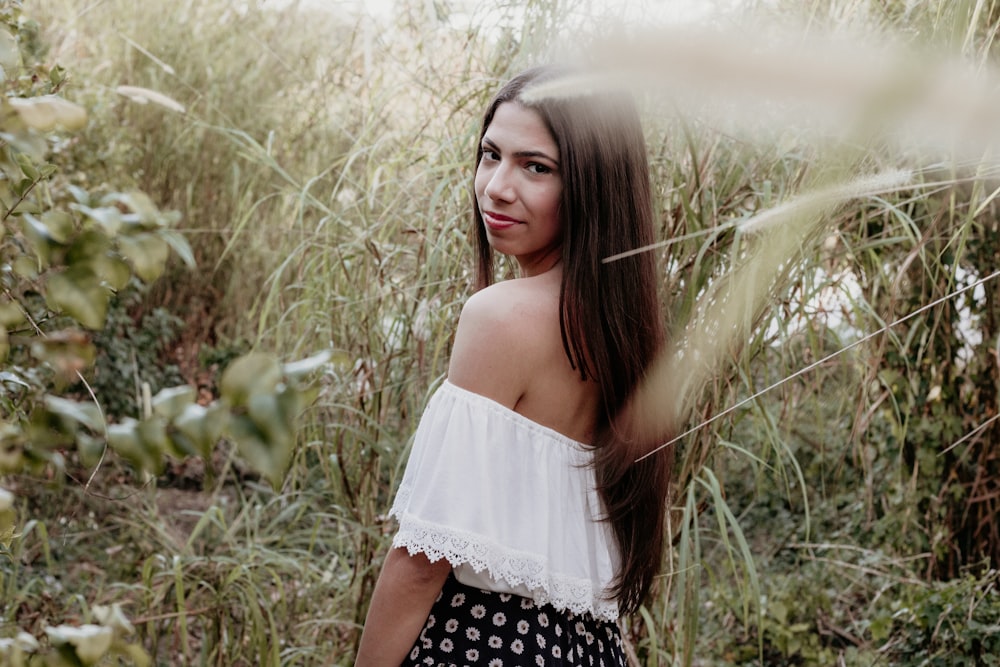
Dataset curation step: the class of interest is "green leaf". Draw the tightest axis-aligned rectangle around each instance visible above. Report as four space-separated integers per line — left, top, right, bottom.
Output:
117 642 152 667
11 176 32 198
92 603 135 636
108 419 163 475
76 433 105 469
276 384 307 423
151 385 196 420
40 210 75 243
0 487 14 549
249 392 294 446
0 129 47 162
228 413 289 489
14 151 38 180
43 395 103 432
282 349 332 381
49 64 67 88
0 421 24 473
45 624 113 665
220 354 281 407
45 268 110 330
67 184 90 205
9 95 87 132
21 213 58 265
173 402 229 459
117 232 169 282
27 404 76 450
160 229 195 268
137 418 169 454
101 190 163 230
0 28 22 80
90 253 131 291
166 429 199 458
30 331 97 378
12 254 39 278
66 229 111 265
0 486 13 512
72 204 123 236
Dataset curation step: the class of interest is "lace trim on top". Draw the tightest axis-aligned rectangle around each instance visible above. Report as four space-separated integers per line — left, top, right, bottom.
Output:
389 380 620 622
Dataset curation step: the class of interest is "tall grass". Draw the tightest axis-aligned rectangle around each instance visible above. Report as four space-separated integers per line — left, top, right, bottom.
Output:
14 0 1000 663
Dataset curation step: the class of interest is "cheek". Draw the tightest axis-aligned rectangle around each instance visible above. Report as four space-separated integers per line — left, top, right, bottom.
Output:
543 187 562 220
474 156 494 191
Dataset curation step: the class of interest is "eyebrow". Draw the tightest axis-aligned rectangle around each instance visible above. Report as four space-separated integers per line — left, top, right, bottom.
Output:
481 137 559 165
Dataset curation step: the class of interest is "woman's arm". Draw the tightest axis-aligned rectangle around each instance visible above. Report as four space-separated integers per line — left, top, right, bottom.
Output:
356 281 541 665
354 547 451 666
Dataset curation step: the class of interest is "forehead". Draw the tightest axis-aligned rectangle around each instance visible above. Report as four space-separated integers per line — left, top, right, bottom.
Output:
484 103 558 156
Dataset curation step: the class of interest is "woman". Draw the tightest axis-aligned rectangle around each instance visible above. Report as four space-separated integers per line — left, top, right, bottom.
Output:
355 65 672 666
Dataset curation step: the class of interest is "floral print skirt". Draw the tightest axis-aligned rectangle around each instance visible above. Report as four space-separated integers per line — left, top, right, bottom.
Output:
401 572 627 667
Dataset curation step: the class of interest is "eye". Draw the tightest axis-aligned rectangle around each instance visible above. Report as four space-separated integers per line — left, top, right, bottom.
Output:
526 162 551 175
481 149 500 162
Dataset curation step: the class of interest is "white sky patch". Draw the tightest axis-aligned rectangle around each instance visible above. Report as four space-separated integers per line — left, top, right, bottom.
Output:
264 0 734 28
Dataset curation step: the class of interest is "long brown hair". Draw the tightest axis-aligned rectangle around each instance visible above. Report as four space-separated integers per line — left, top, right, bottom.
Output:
472 66 673 615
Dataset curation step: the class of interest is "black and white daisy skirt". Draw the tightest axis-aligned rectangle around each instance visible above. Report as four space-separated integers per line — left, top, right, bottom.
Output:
402 572 627 667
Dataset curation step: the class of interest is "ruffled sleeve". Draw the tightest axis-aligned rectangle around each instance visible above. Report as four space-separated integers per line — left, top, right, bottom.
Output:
389 380 620 621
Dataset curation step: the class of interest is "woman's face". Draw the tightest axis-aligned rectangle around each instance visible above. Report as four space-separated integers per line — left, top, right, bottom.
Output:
475 102 563 277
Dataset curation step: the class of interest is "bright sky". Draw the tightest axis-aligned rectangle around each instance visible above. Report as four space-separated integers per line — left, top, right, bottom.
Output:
270 0 733 27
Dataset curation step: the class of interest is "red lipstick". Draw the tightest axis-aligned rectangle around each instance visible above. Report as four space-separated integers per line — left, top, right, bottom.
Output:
482 210 521 230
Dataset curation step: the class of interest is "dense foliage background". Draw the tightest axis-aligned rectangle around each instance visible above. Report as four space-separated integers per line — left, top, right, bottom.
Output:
1 0 999 664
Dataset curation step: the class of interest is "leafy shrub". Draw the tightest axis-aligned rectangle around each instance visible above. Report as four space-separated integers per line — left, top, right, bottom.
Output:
885 570 1000 666
75 287 185 420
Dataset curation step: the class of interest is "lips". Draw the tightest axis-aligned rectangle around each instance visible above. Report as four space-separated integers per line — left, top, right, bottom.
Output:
482 210 522 230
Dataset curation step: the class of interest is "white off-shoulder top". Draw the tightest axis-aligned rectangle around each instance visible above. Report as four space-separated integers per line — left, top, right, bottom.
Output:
389 379 620 621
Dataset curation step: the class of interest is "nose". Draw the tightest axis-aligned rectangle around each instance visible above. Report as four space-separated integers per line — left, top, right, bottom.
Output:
483 162 515 203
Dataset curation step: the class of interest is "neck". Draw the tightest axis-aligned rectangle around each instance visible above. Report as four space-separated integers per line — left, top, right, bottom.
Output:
516 249 562 278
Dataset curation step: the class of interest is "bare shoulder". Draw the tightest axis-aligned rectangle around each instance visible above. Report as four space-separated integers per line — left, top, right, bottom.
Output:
447 275 560 408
